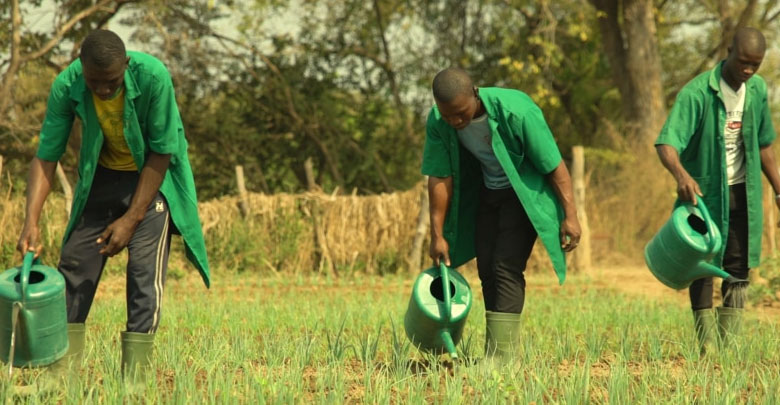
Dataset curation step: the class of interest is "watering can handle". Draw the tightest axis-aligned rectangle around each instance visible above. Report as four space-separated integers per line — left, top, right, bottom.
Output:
439 262 452 321
21 251 35 302
693 195 719 252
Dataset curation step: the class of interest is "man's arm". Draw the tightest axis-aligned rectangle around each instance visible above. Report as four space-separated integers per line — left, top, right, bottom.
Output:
97 152 171 256
760 145 780 221
546 161 581 252
655 144 702 204
428 176 453 266
17 158 59 257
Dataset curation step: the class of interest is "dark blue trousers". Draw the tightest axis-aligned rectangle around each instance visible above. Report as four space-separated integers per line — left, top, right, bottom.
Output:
689 183 749 310
475 185 537 314
58 165 171 333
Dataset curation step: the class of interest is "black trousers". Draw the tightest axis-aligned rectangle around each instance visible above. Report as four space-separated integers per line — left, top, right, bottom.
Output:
689 183 749 310
475 185 538 314
59 166 171 333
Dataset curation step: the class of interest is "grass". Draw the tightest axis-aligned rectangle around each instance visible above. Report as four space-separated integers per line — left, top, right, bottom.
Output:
1 269 779 404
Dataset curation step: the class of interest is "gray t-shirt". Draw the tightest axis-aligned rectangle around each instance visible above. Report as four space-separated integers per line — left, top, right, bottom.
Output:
457 114 510 189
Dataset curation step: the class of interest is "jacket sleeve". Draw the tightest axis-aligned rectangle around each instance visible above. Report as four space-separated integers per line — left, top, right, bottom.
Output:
512 105 561 175
36 74 76 162
146 64 181 155
421 108 453 177
656 87 703 153
756 79 777 147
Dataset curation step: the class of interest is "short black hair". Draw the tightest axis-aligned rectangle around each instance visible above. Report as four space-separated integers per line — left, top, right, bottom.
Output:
432 68 474 103
80 29 126 68
731 27 766 55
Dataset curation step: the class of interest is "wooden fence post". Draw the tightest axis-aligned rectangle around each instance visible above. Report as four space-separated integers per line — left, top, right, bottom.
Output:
55 162 72 220
766 182 777 258
571 146 592 273
304 157 335 276
235 165 250 218
407 177 429 274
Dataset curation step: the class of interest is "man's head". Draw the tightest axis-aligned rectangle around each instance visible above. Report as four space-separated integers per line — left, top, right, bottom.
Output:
80 29 129 100
723 27 766 87
432 68 481 130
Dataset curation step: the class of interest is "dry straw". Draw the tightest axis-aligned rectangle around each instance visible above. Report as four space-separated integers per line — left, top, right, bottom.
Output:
198 185 424 275
3 151 778 278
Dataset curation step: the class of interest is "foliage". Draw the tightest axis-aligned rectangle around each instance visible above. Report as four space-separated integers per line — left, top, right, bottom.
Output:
3 1 780 197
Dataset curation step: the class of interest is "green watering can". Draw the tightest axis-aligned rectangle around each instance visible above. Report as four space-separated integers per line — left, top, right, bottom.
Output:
645 195 742 289
404 263 472 359
0 252 68 375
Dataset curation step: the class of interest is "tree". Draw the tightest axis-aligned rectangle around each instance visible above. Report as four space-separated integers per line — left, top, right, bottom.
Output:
589 0 666 144
0 0 141 181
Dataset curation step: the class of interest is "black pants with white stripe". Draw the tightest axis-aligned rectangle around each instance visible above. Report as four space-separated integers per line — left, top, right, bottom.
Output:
59 166 171 333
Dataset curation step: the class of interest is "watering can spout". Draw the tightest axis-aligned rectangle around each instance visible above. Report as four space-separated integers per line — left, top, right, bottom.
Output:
440 330 457 359
695 261 731 281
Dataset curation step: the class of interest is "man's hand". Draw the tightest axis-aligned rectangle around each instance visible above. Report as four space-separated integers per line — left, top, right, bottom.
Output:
17 224 42 258
429 235 451 267
97 215 140 256
560 215 582 252
675 172 703 204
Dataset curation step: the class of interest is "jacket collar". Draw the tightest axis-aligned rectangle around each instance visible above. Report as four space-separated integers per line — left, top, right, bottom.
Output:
477 87 497 120
709 60 758 94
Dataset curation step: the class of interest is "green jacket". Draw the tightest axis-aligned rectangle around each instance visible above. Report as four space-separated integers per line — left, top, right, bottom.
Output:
37 51 211 287
655 62 776 268
422 87 567 284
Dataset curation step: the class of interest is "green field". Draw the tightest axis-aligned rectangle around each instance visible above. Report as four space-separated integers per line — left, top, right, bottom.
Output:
3 269 780 404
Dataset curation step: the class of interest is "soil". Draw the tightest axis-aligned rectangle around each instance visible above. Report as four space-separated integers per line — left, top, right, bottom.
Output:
588 265 780 320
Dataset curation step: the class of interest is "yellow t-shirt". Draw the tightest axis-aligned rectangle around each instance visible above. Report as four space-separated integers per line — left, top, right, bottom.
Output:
93 88 137 171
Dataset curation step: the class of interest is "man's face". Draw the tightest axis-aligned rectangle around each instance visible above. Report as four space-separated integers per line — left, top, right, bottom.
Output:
435 89 480 130
723 44 765 85
82 57 129 100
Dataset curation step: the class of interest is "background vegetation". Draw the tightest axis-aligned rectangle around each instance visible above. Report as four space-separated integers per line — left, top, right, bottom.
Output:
4 0 780 195
4 1 780 281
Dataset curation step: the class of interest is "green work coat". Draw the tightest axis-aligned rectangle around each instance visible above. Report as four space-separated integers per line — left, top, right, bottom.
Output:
37 51 211 287
655 62 776 268
422 87 567 284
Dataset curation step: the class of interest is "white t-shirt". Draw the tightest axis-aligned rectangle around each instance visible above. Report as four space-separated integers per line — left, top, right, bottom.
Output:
720 77 746 185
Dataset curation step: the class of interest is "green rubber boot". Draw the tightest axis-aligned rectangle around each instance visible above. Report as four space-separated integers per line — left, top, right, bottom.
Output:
716 306 743 347
692 309 716 356
121 331 155 392
13 323 85 396
485 311 522 360
50 323 87 375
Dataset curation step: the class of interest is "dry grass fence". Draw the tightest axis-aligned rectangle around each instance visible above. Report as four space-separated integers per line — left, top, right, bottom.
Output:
0 179 439 276
2 150 780 287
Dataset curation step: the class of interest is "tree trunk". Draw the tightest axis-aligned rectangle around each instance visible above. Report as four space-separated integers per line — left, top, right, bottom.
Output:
590 0 666 143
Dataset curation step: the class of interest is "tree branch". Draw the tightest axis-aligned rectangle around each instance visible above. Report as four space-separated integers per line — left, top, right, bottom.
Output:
23 0 136 62
0 0 137 118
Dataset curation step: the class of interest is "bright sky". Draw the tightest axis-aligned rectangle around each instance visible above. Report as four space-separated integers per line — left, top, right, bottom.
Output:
25 0 301 54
